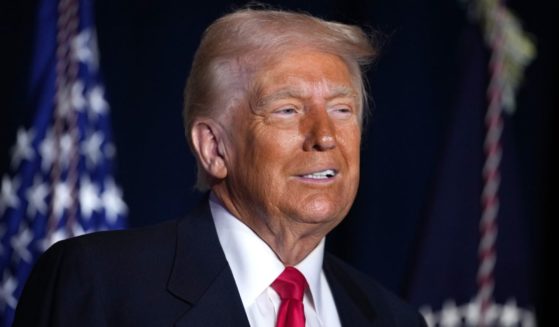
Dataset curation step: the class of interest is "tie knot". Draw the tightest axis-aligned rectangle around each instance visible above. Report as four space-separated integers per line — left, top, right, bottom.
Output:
271 267 308 301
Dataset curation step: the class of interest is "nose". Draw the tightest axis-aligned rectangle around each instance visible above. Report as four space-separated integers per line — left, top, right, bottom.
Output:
302 109 336 151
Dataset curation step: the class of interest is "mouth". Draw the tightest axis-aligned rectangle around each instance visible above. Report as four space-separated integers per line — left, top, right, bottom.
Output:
298 169 338 180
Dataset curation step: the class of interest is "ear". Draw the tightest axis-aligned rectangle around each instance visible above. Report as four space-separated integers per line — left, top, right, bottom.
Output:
190 120 228 180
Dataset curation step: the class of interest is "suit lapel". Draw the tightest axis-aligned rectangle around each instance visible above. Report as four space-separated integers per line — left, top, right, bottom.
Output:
324 254 394 327
167 199 250 327
165 200 397 327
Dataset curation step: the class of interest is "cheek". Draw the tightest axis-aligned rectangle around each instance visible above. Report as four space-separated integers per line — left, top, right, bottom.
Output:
339 129 361 196
253 127 302 161
339 128 361 162
242 131 288 184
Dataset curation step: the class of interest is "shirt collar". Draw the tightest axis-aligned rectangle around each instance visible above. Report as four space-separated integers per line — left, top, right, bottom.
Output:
209 194 325 312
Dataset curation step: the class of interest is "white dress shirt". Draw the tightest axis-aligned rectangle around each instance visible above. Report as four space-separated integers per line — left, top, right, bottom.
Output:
209 195 342 327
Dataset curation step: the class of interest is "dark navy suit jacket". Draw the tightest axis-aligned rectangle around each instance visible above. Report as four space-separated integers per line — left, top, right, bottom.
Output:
13 201 426 326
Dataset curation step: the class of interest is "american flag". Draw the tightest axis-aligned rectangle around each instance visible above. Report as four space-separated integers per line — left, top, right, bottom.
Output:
0 0 127 325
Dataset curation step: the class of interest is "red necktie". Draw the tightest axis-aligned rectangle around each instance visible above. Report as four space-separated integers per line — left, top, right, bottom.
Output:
271 267 308 327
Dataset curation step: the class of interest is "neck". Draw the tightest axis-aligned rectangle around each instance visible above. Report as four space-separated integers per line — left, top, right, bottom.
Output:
257 227 324 266
210 190 328 266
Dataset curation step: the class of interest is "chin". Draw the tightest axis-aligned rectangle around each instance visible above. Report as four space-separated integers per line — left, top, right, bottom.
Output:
296 198 347 225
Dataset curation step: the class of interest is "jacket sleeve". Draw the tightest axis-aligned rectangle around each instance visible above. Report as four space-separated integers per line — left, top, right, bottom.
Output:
12 239 108 327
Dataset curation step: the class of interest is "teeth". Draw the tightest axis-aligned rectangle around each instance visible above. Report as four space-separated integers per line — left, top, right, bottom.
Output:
302 169 336 179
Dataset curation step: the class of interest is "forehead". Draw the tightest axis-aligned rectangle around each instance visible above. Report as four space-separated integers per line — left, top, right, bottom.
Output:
251 50 358 99
256 84 357 108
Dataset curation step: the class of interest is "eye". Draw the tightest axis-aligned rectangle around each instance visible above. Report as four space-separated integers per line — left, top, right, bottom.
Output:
273 107 298 116
329 106 353 119
334 107 351 113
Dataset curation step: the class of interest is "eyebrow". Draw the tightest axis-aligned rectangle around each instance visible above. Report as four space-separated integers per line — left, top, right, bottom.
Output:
255 85 358 108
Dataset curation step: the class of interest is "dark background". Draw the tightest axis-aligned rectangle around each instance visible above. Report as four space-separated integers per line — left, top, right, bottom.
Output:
1 0 556 323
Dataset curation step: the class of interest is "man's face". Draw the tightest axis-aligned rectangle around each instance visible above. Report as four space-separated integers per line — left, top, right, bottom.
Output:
217 49 361 238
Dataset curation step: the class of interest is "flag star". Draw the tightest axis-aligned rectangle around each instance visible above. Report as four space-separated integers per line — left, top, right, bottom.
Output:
0 175 20 215
39 129 55 172
79 177 101 219
56 81 86 117
41 228 69 251
419 306 436 327
101 179 127 223
499 299 520 326
10 128 35 168
10 228 33 263
0 275 18 309
72 28 99 70
81 132 104 167
464 299 480 325
42 131 77 169
71 80 86 111
72 223 86 237
26 178 49 217
440 300 461 327
53 181 72 218
87 85 109 118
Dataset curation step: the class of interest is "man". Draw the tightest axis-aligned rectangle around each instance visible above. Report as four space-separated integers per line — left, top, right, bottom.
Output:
14 8 427 327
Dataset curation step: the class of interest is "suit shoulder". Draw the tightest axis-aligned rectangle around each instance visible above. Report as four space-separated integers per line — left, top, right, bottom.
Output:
324 254 426 327
35 219 181 284
53 219 178 256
